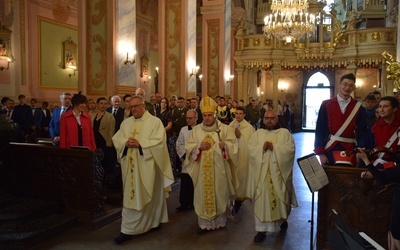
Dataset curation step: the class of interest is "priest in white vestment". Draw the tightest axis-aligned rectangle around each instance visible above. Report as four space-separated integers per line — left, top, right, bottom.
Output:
229 106 254 213
184 95 238 235
246 110 298 243
112 95 174 245
175 109 197 211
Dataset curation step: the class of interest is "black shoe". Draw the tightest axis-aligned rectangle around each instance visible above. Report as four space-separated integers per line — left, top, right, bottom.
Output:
254 232 266 242
280 221 288 231
150 225 161 232
234 200 243 213
197 228 210 235
114 233 133 245
176 205 189 211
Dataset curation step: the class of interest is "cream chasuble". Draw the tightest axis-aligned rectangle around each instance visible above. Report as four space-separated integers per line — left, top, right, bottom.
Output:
113 111 174 210
229 119 254 199
246 128 298 224
184 121 238 222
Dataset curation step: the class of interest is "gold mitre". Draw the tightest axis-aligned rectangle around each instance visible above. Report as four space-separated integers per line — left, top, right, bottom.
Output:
200 95 217 114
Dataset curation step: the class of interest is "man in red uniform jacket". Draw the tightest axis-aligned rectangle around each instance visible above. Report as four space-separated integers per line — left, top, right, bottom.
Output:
371 96 400 168
314 73 366 165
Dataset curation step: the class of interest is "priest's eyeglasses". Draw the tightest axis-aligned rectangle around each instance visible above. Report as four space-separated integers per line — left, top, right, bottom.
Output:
131 104 144 109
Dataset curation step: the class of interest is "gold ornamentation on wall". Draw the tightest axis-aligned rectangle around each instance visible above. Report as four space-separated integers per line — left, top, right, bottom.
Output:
340 34 348 45
0 0 14 29
52 2 71 22
208 20 219 97
264 38 271 46
253 38 260 46
168 3 181 48
166 0 182 95
244 39 249 47
91 0 107 25
92 34 106 89
384 32 394 41
371 32 380 42
359 33 367 43
167 54 180 93
88 0 107 95
382 51 400 90
349 34 355 45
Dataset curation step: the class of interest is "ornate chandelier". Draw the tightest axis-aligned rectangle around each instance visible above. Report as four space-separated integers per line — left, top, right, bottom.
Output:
263 0 317 43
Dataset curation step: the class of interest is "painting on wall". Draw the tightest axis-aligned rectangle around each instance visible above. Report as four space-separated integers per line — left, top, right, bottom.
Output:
0 27 12 60
39 17 78 89
63 38 77 69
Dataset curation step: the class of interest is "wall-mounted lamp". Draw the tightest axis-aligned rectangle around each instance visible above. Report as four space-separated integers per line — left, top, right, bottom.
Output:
143 76 151 84
124 51 136 65
67 65 77 77
190 66 200 77
198 74 203 81
155 67 159 75
355 81 362 89
278 83 288 92
226 75 234 84
0 58 11 71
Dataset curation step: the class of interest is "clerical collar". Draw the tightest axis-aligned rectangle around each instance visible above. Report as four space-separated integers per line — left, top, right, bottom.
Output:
201 122 217 132
134 113 144 121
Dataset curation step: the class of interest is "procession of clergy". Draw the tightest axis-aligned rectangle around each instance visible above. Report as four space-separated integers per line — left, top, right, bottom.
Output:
111 93 297 245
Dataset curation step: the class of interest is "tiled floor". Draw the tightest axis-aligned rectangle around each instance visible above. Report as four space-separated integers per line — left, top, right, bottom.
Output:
33 132 317 250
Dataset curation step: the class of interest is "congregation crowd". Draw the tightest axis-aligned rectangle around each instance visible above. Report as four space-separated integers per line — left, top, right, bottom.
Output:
1 88 298 245
6 73 400 247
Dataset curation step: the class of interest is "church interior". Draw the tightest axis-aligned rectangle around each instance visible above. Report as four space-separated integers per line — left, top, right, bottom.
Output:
0 0 399 249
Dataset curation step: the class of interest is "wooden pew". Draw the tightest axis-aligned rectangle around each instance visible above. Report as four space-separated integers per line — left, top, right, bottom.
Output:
0 142 121 229
317 165 394 249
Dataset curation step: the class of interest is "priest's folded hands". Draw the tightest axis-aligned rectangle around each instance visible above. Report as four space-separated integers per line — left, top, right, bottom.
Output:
263 141 274 151
200 142 212 151
125 138 140 148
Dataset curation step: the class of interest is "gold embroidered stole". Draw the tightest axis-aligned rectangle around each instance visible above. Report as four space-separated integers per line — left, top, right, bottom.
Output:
127 123 141 201
267 167 279 218
201 133 216 218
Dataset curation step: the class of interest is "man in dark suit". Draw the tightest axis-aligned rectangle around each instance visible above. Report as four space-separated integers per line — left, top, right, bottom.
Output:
171 96 188 173
106 95 124 133
135 88 155 116
11 94 34 142
49 92 71 145
190 97 203 124
155 92 162 111
40 101 52 138
31 98 43 135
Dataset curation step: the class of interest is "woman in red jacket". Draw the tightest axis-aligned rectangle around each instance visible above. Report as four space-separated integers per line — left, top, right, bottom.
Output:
60 93 96 150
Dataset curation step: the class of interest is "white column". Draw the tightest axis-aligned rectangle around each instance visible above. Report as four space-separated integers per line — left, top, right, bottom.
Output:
397 6 400 61
187 0 197 94
224 0 232 96
116 0 136 87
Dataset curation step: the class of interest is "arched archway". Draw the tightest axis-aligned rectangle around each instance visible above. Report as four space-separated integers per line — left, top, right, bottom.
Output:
303 72 333 129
